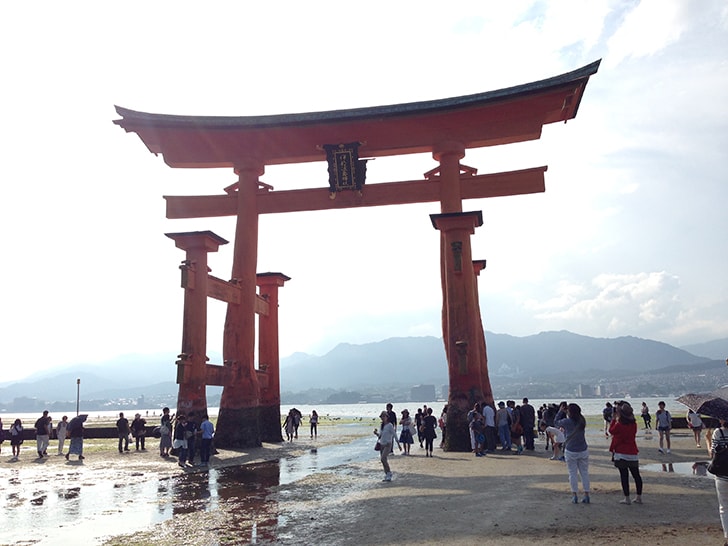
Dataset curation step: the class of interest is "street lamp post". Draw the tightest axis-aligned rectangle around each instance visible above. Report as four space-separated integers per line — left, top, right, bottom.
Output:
76 378 80 416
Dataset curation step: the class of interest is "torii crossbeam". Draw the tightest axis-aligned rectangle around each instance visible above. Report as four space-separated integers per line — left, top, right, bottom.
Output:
114 60 600 451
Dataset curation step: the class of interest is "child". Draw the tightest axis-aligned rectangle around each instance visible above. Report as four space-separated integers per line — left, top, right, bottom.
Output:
10 419 23 461
470 412 486 456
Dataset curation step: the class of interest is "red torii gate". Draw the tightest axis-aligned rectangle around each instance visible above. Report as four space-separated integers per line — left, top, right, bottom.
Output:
114 60 599 451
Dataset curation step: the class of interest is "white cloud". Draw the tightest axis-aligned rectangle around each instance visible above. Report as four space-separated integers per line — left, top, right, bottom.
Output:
522 272 683 338
604 0 687 67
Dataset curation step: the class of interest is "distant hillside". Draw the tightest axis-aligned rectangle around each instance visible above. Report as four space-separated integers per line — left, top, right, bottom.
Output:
485 330 709 376
280 336 448 391
0 331 715 406
681 338 728 360
279 331 709 391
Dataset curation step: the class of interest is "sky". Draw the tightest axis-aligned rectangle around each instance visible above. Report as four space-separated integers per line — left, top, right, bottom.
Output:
1 1 727 382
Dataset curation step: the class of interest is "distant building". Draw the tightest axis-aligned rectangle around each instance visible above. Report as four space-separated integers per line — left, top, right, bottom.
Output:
576 384 595 398
411 384 436 402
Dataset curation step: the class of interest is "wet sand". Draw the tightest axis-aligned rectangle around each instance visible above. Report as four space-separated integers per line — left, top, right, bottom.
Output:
1 422 724 545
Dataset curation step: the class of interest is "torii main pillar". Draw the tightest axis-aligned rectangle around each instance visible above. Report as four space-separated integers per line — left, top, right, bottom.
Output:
216 161 264 448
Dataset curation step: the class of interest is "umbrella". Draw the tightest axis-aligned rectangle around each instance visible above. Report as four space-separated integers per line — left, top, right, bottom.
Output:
678 394 728 421
68 414 88 431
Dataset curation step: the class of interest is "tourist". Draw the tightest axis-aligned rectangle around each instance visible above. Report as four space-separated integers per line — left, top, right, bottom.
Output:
66 414 86 461
537 404 545 440
386 403 398 434
199 413 215 466
496 401 511 451
10 418 23 461
116 412 131 453
398 409 414 455
469 410 486 456
520 397 536 451
422 407 438 457
542 403 558 451
609 401 643 505
709 418 728 545
438 405 447 448
509 400 523 455
467 403 482 452
554 401 568 422
186 411 198 464
542 422 565 461
56 416 68 455
310 410 319 439
374 411 395 481
641 402 652 431
0 417 4 455
173 413 189 468
131 413 147 451
557 403 590 504
291 408 302 439
283 409 296 442
415 408 424 448
655 401 672 454
687 409 705 448
482 402 497 453
602 402 614 437
34 410 51 458
159 407 173 457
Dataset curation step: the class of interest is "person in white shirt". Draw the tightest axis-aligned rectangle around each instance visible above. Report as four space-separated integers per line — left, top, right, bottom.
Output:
56 416 69 455
374 411 395 481
687 409 705 448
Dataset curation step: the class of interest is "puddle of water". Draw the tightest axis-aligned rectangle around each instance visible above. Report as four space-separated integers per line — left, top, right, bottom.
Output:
0 432 375 545
641 460 713 477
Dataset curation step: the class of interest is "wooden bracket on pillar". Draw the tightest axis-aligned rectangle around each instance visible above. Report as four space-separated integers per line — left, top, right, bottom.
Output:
430 211 484 232
176 353 190 384
424 163 478 180
473 259 487 276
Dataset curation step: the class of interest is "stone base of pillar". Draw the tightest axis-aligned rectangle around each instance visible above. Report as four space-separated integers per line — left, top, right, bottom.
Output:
258 404 284 443
215 406 261 448
444 390 483 452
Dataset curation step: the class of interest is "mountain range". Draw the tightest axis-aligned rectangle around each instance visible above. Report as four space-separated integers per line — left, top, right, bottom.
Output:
1 331 726 408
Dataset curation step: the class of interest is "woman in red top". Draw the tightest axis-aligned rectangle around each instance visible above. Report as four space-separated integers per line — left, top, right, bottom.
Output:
609 401 643 505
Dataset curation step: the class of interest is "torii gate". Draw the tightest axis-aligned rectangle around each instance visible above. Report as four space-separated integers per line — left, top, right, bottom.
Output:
114 60 599 451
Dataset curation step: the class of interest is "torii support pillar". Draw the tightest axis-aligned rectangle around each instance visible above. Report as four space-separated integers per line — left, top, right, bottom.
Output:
257 272 291 443
431 211 488 451
217 161 264 449
165 230 228 416
472 260 494 407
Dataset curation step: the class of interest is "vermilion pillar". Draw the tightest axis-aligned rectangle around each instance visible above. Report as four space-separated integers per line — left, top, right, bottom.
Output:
472 260 494 406
165 231 228 416
257 272 290 442
431 211 485 451
434 142 466 387
217 160 263 448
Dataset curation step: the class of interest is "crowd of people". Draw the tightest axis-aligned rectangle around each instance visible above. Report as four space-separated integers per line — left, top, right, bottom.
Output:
0 408 215 468
368 397 714 515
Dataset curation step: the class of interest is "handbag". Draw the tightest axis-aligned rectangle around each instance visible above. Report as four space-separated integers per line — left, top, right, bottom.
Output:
708 429 728 477
374 441 382 451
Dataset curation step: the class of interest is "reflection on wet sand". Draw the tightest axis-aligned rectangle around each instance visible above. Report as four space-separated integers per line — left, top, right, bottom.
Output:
642 460 714 476
157 461 281 543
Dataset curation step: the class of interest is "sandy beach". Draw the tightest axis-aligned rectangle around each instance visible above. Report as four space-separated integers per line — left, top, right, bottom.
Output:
1 420 724 546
